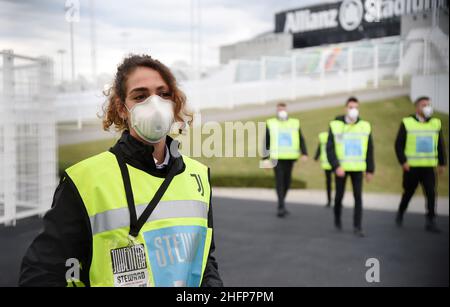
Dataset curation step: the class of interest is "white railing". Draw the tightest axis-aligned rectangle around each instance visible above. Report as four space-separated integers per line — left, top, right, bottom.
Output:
55 35 448 123
0 50 56 225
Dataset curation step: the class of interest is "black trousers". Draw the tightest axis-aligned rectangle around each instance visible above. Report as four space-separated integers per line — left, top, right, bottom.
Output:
273 160 295 210
324 170 333 205
334 171 364 229
398 168 437 221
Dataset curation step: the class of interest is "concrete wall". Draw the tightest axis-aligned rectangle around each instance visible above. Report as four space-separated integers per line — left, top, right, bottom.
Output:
410 74 449 114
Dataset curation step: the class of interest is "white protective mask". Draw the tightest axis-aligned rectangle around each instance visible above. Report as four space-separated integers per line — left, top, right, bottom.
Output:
126 95 175 143
422 105 434 118
277 110 288 120
347 108 359 121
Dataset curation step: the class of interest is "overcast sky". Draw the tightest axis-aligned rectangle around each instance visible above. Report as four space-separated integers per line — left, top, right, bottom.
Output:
1 0 326 80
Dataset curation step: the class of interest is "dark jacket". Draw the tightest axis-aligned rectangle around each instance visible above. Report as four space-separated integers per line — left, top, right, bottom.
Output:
19 130 223 287
395 114 447 167
326 115 375 173
262 119 308 160
314 143 321 161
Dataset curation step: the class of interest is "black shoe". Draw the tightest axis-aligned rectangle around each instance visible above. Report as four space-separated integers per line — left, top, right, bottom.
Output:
425 222 441 234
277 209 287 218
354 228 366 238
325 203 331 208
335 219 342 231
395 213 403 228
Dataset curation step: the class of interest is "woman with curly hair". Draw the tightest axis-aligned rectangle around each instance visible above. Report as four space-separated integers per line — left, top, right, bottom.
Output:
19 54 223 287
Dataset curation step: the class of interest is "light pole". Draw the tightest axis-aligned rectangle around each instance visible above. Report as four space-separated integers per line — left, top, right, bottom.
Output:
190 0 202 80
70 21 75 82
89 0 97 82
57 49 66 84
198 0 202 79
65 0 79 83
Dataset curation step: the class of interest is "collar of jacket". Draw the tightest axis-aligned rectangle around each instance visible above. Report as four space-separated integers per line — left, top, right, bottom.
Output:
110 130 186 178
335 115 361 124
412 114 432 123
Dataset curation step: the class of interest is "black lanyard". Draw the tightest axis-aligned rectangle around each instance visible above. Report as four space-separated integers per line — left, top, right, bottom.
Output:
111 146 179 238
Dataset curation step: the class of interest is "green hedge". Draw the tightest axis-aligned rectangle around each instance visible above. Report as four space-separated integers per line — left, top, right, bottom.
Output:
58 164 306 189
210 174 306 189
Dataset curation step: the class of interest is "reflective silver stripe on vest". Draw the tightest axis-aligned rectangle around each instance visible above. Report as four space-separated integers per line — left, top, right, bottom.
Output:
333 133 370 137
406 155 438 159
339 159 366 162
406 130 439 134
89 200 208 235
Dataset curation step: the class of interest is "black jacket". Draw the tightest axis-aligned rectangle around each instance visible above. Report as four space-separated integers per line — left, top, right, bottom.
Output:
395 114 447 167
326 116 375 173
314 143 321 161
262 120 308 160
19 130 223 287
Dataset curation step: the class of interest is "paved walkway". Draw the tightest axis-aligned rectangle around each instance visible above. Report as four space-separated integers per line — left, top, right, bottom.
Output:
212 197 448 287
202 86 409 123
1 194 448 286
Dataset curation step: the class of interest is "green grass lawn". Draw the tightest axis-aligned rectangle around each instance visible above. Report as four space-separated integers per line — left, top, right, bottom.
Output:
59 96 449 195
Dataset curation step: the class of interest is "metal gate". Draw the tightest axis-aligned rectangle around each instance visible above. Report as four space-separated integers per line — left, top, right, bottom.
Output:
0 50 57 225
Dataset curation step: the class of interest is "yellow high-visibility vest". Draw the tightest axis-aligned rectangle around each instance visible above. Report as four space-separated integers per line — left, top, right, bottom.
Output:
318 132 332 170
266 117 301 160
65 151 212 287
403 117 441 167
329 120 371 172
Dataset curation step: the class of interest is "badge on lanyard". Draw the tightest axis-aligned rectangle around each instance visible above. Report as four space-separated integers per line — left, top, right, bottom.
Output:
110 239 150 287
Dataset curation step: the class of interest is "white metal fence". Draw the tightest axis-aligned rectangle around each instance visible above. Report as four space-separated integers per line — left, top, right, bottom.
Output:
0 50 57 225
181 36 448 110
56 34 449 124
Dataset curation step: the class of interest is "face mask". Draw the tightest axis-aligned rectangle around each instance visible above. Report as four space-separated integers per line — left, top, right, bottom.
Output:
277 110 288 120
347 108 359 121
422 105 434 118
126 95 175 143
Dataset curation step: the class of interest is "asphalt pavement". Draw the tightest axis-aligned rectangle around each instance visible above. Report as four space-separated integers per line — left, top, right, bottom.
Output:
0 196 448 287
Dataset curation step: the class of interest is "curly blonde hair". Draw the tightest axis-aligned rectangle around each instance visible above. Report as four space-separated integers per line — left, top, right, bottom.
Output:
101 54 192 131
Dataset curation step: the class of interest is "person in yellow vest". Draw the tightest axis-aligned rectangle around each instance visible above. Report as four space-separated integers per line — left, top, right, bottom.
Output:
326 97 375 237
314 132 333 208
19 54 223 287
263 102 308 218
395 96 447 233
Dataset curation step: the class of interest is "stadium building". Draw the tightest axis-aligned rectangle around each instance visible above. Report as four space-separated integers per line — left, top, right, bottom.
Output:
220 0 449 63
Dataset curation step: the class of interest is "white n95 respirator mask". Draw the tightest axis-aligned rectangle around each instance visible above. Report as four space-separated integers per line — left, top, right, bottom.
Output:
347 108 359 121
422 105 434 118
126 95 175 143
277 110 288 121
